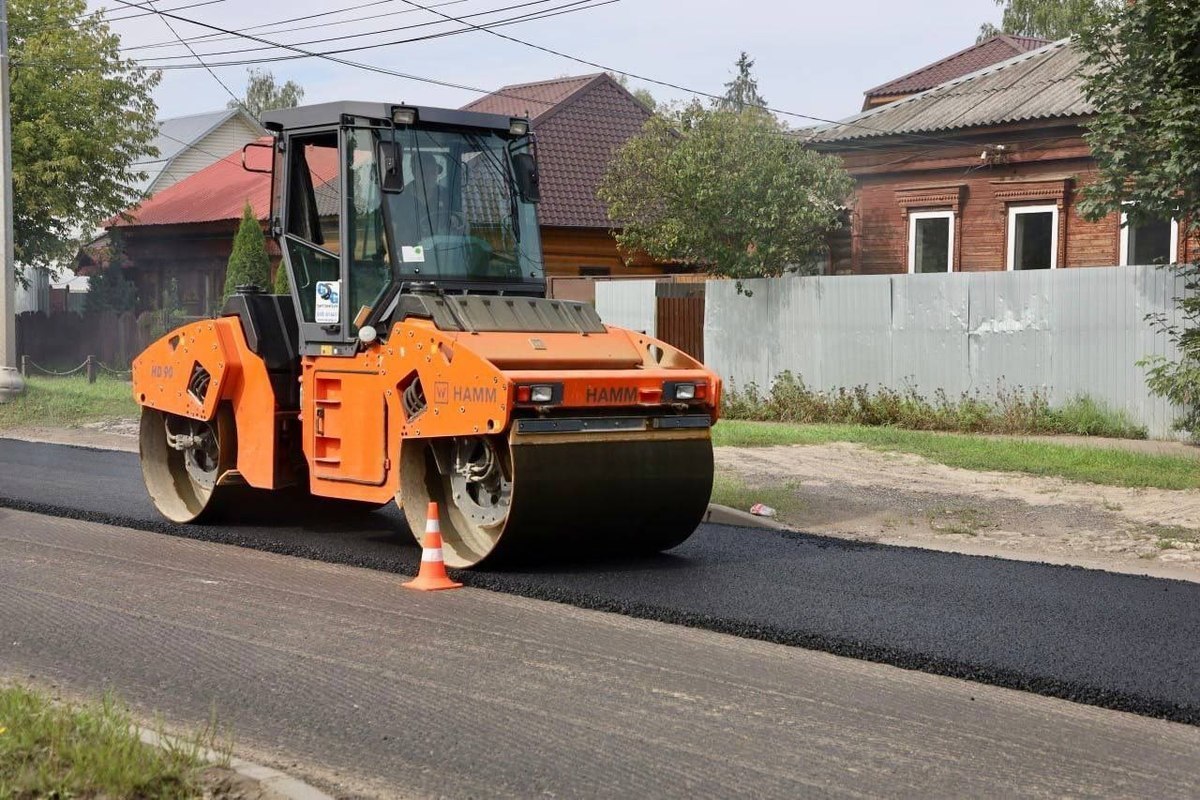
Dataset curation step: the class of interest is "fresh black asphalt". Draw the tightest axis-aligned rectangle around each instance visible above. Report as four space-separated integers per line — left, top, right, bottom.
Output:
1 437 1198 725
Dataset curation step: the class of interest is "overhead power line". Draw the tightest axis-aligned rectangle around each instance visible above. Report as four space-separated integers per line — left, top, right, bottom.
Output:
110 0 995 150
16 0 226 35
126 0 587 63
142 0 243 109
385 0 1011 148
124 0 474 53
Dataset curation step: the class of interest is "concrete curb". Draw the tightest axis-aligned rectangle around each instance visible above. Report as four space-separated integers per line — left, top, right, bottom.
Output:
703 503 794 531
137 729 334 800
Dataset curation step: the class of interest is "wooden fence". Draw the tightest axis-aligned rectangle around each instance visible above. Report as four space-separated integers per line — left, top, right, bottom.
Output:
16 310 147 371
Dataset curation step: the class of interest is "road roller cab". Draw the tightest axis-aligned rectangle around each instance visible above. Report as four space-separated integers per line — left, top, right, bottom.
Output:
131 101 721 568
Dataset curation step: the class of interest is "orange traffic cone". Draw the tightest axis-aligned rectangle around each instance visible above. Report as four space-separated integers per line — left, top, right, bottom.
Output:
403 502 462 591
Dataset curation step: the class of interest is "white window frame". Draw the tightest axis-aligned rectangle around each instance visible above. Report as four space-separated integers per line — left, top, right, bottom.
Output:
1119 208 1179 266
1006 204 1059 271
907 210 955 274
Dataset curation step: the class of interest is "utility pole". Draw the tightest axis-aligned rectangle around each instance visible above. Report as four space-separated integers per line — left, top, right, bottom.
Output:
0 0 24 402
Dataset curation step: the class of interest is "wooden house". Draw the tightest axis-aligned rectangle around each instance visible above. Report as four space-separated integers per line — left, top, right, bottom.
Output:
810 39 1193 275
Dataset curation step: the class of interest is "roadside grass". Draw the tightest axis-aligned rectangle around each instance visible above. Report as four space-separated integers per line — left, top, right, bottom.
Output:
0 685 216 799
724 372 1149 439
710 471 807 526
713 420 1200 491
0 376 138 431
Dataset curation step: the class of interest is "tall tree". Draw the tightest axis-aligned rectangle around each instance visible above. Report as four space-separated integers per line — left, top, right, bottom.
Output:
1076 0 1200 437
223 203 271 301
9 0 159 277
978 0 1118 41
231 68 305 120
718 52 767 114
599 103 852 282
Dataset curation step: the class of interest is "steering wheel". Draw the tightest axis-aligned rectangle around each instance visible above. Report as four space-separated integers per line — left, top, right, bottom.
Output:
447 211 469 235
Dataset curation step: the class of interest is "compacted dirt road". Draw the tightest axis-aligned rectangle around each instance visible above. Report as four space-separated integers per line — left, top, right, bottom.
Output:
718 442 1200 581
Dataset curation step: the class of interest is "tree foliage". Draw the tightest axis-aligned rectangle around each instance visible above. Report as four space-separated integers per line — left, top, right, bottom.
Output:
231 68 304 120
272 261 291 295
978 0 1117 41
1075 0 1200 438
9 0 160 276
718 52 767 113
223 203 271 301
599 102 852 282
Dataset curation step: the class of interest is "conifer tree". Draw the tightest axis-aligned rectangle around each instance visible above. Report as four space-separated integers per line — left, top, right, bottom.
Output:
223 202 270 301
273 262 291 295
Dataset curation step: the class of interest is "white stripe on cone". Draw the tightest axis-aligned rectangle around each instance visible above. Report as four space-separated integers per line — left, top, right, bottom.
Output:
422 547 444 562
425 519 440 534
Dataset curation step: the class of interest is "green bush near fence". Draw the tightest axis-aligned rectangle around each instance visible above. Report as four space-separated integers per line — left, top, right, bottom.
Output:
723 371 1148 439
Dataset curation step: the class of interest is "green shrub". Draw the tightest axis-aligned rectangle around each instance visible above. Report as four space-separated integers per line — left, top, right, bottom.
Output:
1138 263 1200 440
723 372 1147 439
222 202 270 301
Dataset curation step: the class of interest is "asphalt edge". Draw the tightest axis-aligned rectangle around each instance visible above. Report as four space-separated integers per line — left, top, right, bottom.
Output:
703 503 793 530
137 729 334 800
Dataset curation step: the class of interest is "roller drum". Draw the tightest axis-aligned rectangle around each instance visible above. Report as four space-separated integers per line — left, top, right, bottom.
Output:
401 426 713 568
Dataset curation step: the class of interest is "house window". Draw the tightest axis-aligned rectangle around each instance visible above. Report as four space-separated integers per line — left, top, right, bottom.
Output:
1120 211 1178 266
1007 205 1058 270
907 211 954 273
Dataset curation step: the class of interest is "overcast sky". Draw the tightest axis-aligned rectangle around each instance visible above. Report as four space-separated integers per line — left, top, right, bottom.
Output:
90 0 1005 125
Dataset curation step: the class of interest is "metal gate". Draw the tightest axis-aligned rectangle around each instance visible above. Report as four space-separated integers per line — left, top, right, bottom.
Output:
655 283 705 361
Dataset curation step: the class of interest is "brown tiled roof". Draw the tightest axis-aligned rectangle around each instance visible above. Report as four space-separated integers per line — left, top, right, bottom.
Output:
863 34 1049 102
463 73 652 228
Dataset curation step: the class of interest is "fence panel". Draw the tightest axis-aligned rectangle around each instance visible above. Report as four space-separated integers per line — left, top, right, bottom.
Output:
704 265 1188 439
595 280 656 335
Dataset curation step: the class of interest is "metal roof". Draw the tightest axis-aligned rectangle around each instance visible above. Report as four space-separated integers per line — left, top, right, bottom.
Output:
809 39 1091 145
113 136 283 227
131 108 263 194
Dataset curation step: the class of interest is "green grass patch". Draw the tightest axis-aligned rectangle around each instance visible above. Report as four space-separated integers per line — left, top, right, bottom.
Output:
0 685 212 799
713 420 1200 491
0 376 138 431
724 372 1148 439
710 471 807 526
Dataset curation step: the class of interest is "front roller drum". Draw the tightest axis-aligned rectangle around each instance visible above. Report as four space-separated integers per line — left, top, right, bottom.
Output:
139 406 237 523
400 427 714 568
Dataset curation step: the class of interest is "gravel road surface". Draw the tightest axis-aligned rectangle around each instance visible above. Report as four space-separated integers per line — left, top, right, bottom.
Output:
3 509 1199 799
1 438 1198 725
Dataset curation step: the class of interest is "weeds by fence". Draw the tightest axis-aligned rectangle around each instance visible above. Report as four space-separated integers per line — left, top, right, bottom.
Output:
723 371 1148 439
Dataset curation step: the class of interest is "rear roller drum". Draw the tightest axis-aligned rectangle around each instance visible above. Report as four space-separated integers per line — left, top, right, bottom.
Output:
400 429 714 569
139 406 237 523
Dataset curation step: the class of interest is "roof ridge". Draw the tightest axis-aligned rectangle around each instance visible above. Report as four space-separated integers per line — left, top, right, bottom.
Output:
817 38 1075 141
863 34 1048 98
470 72 606 98
526 73 624 126
158 108 237 124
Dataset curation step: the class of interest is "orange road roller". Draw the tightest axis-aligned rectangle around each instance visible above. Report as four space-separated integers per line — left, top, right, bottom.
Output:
131 101 720 567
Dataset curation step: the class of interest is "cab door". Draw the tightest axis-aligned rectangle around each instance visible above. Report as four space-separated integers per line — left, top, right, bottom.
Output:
280 128 353 355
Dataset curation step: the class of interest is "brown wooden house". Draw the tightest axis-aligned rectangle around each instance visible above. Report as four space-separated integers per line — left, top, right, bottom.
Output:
810 39 1194 276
